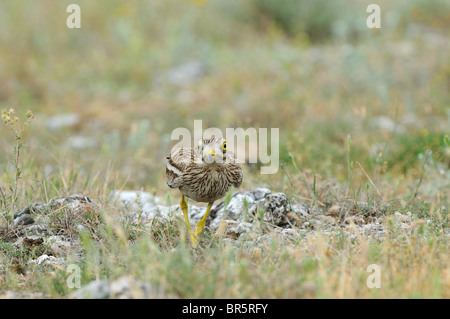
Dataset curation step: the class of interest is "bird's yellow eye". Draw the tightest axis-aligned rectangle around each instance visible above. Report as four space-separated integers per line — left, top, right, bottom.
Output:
223 141 227 152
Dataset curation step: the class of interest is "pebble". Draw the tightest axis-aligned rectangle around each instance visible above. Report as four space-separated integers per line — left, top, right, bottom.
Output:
70 276 174 299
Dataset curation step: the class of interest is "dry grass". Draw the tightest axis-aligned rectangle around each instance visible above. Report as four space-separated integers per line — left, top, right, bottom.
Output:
0 0 449 298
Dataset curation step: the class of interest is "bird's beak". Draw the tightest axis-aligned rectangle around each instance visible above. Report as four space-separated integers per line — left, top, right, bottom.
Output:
204 149 216 163
205 150 216 157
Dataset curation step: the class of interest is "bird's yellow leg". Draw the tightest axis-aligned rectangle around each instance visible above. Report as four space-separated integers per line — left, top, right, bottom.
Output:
180 194 198 248
195 202 213 236
180 194 191 232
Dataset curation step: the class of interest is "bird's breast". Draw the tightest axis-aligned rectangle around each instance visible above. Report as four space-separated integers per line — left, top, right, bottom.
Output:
180 165 232 203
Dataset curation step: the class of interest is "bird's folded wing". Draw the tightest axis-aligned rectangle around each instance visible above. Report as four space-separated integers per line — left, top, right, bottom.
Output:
165 147 195 188
225 153 243 188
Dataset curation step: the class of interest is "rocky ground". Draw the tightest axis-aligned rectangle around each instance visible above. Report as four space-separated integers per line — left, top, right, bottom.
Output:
0 188 433 298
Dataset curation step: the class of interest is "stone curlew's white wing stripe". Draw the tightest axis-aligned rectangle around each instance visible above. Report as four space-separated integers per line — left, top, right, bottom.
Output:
166 161 183 176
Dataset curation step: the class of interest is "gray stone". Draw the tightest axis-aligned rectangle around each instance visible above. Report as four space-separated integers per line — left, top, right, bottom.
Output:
20 224 48 236
14 214 34 227
249 192 292 226
48 194 97 216
292 203 309 217
250 188 272 201
216 220 258 239
71 277 174 299
44 235 73 256
71 280 110 299
109 276 170 299
14 202 46 218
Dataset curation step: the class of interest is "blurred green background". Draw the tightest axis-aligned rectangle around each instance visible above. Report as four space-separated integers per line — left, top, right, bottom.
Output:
0 0 449 204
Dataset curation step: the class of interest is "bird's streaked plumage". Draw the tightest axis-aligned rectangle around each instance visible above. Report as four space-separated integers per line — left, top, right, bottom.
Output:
165 136 243 247
166 136 243 202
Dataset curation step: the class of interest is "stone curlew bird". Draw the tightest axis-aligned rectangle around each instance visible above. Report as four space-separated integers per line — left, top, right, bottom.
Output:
166 136 243 247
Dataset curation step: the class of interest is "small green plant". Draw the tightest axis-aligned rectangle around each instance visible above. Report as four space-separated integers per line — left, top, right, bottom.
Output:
223 189 233 210
1 108 34 222
220 188 234 221
288 152 322 206
248 0 348 41
243 196 249 222
408 149 432 205
280 162 294 200
257 206 265 231
347 135 354 199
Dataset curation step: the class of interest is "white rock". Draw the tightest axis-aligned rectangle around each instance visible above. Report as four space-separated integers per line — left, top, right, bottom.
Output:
110 276 165 299
71 277 172 299
373 116 405 133
29 254 65 267
230 221 258 236
165 61 206 86
46 113 80 131
71 280 110 299
127 204 183 224
292 204 309 217
209 193 255 229
110 190 155 208
67 135 97 149
250 188 271 201
261 192 292 226
44 235 72 255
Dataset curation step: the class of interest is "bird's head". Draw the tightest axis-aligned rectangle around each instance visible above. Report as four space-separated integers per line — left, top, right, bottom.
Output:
197 136 227 164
